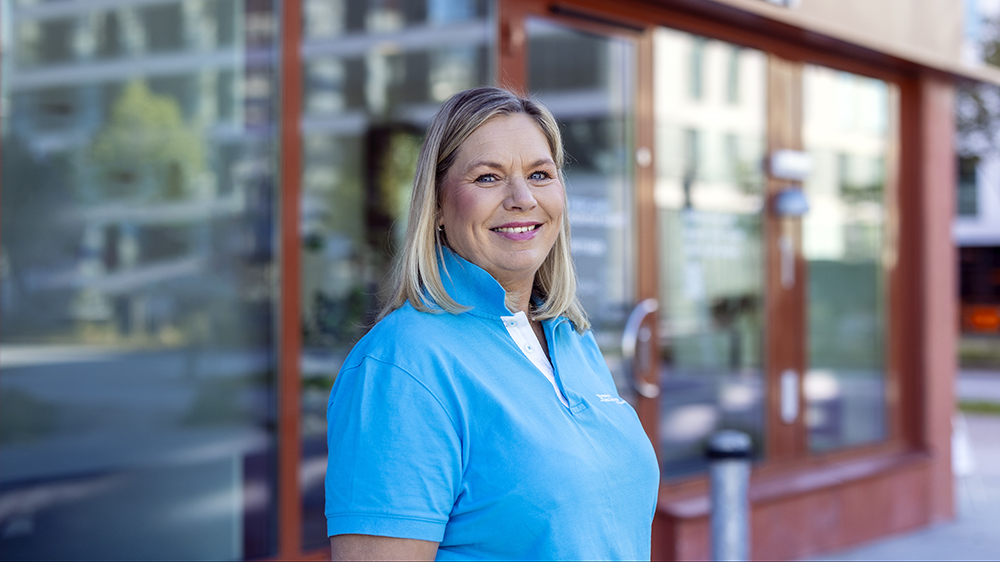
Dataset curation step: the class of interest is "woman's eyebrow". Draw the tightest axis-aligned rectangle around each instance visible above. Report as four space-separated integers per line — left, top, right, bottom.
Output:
529 158 556 169
466 158 555 172
467 160 505 171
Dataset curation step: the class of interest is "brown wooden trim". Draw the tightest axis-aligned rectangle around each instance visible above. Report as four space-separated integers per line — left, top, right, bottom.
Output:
540 0 924 85
635 28 661 455
541 3 648 38
764 54 807 462
884 82 905 447
278 0 304 558
496 0 529 93
895 74 923 451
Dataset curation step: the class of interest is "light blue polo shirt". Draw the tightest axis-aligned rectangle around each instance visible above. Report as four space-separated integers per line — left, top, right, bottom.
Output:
325 248 659 561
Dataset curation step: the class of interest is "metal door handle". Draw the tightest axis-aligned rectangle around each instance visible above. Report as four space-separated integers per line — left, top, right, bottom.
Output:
622 298 661 399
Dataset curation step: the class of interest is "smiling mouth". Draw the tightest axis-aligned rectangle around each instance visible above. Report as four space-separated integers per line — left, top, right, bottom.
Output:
491 224 539 234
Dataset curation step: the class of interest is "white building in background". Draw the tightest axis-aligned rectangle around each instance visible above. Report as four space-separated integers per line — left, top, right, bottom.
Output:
955 0 1000 334
954 155 1000 247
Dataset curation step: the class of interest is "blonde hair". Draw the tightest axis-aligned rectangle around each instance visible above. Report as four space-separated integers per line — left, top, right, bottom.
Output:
378 86 590 332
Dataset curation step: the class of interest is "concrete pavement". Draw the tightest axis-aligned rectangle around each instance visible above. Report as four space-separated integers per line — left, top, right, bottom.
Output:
958 369 1000 403
805 370 1000 561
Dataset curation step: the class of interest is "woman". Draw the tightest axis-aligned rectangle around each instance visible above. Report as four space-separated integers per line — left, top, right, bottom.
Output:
325 87 659 561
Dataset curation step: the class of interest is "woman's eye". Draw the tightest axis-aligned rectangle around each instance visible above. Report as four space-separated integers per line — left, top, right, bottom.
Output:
529 171 551 181
475 174 498 183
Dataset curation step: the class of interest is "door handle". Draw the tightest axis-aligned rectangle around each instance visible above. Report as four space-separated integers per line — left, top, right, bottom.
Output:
622 298 661 399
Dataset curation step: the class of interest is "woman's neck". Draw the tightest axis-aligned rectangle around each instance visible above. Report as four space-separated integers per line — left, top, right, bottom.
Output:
501 278 534 316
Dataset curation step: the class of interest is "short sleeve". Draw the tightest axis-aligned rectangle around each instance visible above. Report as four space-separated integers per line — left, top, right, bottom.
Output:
325 356 462 542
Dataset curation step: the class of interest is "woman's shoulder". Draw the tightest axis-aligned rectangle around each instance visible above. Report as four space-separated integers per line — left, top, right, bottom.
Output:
369 300 462 339
341 301 466 372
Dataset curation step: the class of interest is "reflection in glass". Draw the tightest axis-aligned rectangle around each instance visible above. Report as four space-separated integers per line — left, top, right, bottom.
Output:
802 66 894 452
298 0 493 549
1 2 280 560
527 18 636 402
654 28 766 478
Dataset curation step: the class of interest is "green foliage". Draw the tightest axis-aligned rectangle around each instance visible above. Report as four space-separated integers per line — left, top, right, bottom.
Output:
959 400 1000 416
377 130 421 220
959 335 1000 369
88 80 205 202
955 80 1000 158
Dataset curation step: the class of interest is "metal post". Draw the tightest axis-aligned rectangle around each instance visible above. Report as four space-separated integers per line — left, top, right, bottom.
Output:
707 430 752 562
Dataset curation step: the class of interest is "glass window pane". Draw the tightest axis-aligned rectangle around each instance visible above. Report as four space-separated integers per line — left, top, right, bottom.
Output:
653 27 767 478
0 2 281 559
527 18 637 403
298 0 494 549
802 66 895 452
957 155 979 217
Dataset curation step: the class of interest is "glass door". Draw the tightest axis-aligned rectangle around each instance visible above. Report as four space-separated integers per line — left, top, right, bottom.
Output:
521 15 768 477
509 3 899 486
524 17 653 410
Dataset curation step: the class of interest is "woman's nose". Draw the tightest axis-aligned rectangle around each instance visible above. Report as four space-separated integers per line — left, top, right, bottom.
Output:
504 177 537 210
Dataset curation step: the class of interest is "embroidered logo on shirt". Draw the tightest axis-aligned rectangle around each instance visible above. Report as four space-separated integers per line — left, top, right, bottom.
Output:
597 394 627 405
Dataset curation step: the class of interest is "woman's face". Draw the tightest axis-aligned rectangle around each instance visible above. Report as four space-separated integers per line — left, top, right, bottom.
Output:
439 113 564 291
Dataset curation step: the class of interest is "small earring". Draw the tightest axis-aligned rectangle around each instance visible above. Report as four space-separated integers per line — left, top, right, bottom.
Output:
438 224 445 232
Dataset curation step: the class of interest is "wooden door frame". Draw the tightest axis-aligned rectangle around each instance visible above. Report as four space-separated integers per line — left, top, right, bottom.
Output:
278 0 304 559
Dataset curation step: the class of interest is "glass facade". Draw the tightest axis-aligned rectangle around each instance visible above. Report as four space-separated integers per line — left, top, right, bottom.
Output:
1 0 280 559
653 28 767 477
0 1 916 557
802 66 894 452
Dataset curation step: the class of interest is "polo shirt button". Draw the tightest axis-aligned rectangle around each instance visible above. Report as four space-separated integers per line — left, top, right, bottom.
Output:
526 345 533 352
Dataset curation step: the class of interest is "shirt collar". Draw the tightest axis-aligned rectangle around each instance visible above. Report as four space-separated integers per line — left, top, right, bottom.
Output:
438 246 513 318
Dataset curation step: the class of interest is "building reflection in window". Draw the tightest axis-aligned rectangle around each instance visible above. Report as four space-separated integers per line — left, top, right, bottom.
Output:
654 27 767 478
802 66 895 452
1 1 281 559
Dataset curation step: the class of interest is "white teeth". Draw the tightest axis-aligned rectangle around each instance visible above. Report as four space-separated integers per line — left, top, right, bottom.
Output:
493 225 538 234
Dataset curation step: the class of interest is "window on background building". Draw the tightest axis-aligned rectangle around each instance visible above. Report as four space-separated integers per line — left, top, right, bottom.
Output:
958 155 980 217
0 2 282 559
297 0 494 549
